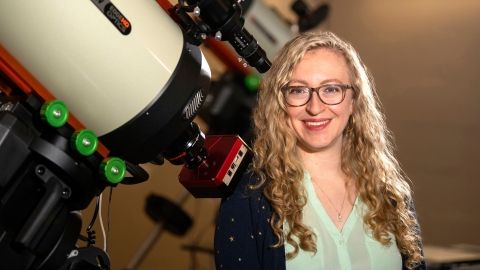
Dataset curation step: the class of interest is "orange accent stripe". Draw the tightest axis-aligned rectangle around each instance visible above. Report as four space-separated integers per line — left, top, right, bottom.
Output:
0 57 33 95
0 44 109 158
0 76 13 95
156 0 174 15
155 0 186 27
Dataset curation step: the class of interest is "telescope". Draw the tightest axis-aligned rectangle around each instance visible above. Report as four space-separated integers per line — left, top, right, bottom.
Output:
0 0 271 269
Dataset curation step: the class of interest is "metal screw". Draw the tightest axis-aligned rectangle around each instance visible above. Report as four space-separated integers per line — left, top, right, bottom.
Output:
83 138 91 147
112 167 119 175
53 109 61 118
68 250 79 258
62 188 71 198
0 102 14 111
215 31 222 41
193 6 200 17
37 166 45 175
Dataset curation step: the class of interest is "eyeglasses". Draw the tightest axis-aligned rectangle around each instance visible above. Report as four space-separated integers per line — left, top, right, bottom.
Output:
282 84 353 107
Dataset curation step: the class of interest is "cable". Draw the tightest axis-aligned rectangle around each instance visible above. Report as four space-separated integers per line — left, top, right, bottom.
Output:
87 195 100 232
98 193 107 252
83 195 100 246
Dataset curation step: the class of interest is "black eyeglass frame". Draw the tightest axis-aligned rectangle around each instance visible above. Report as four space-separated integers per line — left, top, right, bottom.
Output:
281 83 354 107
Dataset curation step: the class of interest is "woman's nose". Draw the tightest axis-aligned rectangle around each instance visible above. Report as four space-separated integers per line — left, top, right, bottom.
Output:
305 91 326 115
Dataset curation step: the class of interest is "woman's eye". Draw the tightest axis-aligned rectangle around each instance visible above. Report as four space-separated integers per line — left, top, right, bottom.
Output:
289 87 307 94
324 86 341 93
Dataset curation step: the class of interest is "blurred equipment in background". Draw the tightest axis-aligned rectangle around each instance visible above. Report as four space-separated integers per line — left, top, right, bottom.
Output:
291 0 330 32
198 73 259 144
238 0 297 62
0 0 271 269
125 190 193 270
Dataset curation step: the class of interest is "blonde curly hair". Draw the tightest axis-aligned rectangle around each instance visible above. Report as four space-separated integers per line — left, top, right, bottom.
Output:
251 30 423 269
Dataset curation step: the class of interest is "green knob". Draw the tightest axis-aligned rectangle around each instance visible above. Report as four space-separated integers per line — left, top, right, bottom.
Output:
70 129 98 156
100 157 126 184
40 100 69 127
244 74 261 91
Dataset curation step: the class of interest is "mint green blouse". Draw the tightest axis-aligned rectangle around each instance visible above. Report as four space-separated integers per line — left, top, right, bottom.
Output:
285 172 402 270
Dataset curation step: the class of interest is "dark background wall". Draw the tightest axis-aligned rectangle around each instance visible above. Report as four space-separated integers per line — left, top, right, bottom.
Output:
80 0 480 269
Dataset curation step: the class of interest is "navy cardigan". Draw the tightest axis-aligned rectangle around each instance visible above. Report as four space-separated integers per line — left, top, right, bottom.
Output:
214 172 427 270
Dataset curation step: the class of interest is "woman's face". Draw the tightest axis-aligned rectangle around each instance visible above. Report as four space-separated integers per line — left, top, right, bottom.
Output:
286 48 354 154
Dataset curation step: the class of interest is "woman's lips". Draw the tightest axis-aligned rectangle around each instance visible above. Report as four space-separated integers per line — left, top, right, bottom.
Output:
303 119 331 130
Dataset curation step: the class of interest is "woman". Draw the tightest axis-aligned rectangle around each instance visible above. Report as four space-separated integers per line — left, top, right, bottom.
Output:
214 31 427 270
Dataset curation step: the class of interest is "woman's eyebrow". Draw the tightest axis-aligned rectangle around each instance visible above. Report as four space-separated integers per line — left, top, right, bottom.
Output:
287 78 343 85
288 79 308 85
